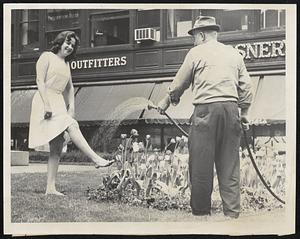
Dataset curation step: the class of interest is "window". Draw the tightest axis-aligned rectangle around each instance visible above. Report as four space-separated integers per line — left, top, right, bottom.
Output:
279 10 286 27
11 139 14 149
11 21 15 53
260 10 286 29
167 10 192 38
46 9 80 31
137 9 160 41
220 10 250 32
19 10 39 51
45 9 81 49
90 11 129 47
198 9 250 32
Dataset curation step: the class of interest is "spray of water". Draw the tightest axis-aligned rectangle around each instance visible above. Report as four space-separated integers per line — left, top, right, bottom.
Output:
90 97 151 151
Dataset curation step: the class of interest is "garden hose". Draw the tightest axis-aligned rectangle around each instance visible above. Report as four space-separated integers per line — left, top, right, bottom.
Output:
147 101 285 204
147 101 188 137
242 127 285 204
162 111 189 137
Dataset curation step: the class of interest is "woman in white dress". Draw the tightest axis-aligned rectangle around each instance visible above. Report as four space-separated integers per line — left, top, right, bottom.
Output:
28 31 113 195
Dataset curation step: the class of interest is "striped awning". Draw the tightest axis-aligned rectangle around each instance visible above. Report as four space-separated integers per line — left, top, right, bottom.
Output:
248 74 285 125
10 74 286 127
75 82 155 126
142 75 286 125
11 89 36 126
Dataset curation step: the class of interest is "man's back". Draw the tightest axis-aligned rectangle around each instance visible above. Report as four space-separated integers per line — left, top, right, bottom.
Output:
184 40 250 105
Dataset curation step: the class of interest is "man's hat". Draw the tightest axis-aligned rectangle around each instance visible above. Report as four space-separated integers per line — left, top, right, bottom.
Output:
188 16 220 35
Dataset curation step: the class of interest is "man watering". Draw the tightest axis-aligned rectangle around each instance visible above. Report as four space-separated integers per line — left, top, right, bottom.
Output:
157 16 253 218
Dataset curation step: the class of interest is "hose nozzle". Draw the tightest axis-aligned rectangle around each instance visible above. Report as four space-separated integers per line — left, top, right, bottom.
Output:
147 101 158 110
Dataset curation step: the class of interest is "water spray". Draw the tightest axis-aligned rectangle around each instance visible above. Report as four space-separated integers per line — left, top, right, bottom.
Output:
147 101 285 204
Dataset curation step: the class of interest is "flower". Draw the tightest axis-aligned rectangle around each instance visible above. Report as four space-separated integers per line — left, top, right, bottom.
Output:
166 150 172 155
146 134 151 139
181 135 188 143
170 138 176 144
138 142 144 147
158 155 164 161
115 154 122 161
118 144 125 151
130 129 139 137
121 134 127 139
176 136 181 142
132 142 139 152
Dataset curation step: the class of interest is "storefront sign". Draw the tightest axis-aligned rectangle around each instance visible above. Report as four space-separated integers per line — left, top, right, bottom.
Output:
69 40 285 71
235 40 285 60
70 56 127 70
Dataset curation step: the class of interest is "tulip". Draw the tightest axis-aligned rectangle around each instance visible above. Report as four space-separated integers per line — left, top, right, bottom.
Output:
176 136 181 142
121 134 127 139
118 144 124 151
132 142 139 152
131 129 139 137
166 150 172 155
146 134 151 139
170 138 176 144
181 135 188 143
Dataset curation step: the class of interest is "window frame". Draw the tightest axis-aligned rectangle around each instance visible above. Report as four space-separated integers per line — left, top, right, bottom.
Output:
18 9 41 53
163 9 200 44
165 9 194 40
11 10 17 55
218 9 253 34
260 9 286 31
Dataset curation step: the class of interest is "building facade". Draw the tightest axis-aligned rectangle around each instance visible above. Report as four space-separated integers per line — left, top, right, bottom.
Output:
11 8 286 151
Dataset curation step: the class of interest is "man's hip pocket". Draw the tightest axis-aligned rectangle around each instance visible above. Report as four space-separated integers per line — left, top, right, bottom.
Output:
190 105 210 131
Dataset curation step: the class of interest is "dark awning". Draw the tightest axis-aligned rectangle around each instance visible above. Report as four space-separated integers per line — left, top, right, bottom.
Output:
75 83 155 126
248 75 285 125
143 82 194 125
11 90 36 126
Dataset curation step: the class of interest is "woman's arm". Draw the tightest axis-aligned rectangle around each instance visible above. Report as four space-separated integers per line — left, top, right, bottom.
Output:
65 76 75 118
36 53 52 117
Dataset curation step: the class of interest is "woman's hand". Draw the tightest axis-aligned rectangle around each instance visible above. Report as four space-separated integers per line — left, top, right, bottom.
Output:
44 103 52 120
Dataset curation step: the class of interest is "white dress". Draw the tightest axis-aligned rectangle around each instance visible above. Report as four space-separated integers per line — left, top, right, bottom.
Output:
28 51 77 149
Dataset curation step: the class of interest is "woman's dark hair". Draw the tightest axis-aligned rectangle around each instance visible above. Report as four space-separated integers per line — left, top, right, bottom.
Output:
50 31 80 62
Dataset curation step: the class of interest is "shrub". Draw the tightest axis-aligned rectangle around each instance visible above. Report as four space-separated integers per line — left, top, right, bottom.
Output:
29 150 114 163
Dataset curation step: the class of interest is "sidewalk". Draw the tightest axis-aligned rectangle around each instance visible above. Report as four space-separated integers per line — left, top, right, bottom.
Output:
11 163 98 174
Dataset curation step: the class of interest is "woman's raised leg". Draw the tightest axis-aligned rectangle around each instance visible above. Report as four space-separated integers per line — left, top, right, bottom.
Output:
46 134 65 195
67 123 113 167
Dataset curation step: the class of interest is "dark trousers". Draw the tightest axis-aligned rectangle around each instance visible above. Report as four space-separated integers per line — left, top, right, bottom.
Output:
188 101 241 218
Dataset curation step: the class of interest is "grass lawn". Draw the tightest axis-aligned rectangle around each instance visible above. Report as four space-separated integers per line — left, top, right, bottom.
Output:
11 168 284 223
11 169 200 222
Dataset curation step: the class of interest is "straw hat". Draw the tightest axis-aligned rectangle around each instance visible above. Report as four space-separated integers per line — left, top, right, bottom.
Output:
188 16 220 35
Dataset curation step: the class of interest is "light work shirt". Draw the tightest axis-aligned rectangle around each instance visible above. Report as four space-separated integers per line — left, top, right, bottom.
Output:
168 39 253 109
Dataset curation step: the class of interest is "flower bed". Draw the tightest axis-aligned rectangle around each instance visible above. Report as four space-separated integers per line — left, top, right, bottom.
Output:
86 130 286 213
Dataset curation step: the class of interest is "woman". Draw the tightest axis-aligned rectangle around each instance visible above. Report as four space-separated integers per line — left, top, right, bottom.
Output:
28 31 113 196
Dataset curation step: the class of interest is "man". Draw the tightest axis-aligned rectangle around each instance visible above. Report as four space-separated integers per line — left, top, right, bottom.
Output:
157 16 252 218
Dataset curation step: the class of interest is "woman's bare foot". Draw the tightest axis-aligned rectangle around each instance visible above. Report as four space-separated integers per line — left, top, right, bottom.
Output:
94 156 114 168
45 189 65 196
